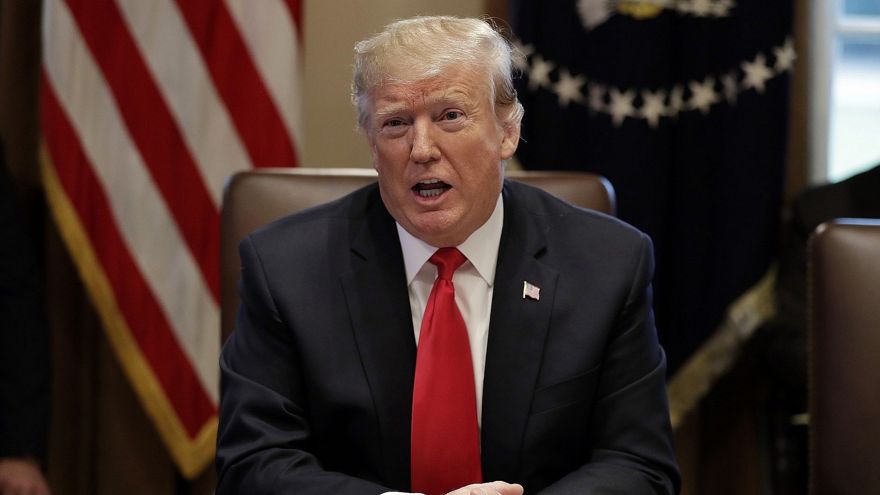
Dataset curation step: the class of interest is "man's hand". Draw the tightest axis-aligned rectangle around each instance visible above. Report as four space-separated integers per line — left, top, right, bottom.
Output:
0 458 52 495
446 480 524 495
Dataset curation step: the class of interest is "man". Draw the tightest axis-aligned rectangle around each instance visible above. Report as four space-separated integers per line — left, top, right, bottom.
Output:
216 16 679 495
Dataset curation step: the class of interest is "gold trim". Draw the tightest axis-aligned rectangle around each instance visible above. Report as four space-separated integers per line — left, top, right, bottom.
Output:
40 146 216 478
668 267 777 428
618 1 665 20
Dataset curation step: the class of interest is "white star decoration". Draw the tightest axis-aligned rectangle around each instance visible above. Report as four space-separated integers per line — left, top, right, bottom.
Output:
608 88 636 126
689 0 715 17
773 37 796 73
668 84 685 117
512 40 535 71
517 34 794 127
688 77 719 114
528 54 554 91
640 89 667 128
577 0 614 30
554 69 586 107
721 71 738 103
712 0 734 16
741 53 773 93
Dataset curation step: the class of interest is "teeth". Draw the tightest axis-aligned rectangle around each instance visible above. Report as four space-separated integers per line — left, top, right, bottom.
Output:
419 178 440 185
418 188 443 197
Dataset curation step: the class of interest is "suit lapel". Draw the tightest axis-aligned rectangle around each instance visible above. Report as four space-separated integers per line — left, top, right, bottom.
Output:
338 188 416 488
481 183 558 481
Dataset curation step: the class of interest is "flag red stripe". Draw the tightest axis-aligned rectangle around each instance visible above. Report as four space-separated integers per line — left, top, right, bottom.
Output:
174 0 299 168
42 76 216 436
63 0 221 302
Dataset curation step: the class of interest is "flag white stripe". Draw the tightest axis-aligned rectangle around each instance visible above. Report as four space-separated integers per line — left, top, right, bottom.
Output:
225 0 304 150
116 0 253 205
43 0 220 402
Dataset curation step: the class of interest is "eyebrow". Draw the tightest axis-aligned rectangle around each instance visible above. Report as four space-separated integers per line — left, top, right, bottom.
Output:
427 87 471 106
373 88 473 120
372 101 409 120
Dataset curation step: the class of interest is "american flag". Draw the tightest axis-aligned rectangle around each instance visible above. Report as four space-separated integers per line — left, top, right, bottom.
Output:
40 0 302 478
522 281 540 301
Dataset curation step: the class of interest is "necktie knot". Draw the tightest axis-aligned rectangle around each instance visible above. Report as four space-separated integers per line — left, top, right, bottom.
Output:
429 247 467 281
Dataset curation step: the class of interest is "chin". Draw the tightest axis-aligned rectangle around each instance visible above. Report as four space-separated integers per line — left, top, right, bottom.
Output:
410 224 462 247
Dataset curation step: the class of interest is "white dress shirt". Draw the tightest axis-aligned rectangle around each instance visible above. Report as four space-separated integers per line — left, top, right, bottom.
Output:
383 194 503 495
396 193 504 426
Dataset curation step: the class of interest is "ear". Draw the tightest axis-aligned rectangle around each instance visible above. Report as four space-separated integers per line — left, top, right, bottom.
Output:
499 121 520 160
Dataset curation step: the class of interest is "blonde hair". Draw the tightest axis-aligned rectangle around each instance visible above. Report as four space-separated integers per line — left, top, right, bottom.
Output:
352 16 524 132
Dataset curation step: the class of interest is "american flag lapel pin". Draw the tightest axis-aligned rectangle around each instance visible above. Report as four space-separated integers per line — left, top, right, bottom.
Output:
522 281 540 301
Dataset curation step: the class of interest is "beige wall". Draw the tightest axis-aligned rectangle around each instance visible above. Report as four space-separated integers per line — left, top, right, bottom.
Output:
302 1 489 168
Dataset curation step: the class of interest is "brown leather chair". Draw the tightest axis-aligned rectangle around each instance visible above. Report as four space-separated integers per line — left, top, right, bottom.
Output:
808 218 880 494
220 168 615 341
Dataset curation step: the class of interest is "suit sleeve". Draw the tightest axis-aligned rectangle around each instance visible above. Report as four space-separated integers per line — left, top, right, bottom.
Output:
538 233 680 495
215 236 391 495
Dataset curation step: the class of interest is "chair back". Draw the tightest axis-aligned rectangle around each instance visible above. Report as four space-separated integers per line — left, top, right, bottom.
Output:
808 218 880 494
220 168 615 341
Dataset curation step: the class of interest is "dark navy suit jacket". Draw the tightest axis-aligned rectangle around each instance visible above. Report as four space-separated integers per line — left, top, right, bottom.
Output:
216 180 680 494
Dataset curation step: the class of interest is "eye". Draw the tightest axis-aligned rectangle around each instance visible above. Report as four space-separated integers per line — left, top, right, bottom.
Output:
377 116 409 138
441 110 464 121
384 118 405 127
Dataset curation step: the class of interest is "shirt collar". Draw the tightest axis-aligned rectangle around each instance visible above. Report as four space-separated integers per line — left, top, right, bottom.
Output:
397 193 504 287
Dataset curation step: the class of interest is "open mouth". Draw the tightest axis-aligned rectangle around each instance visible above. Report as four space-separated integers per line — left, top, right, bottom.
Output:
412 178 451 198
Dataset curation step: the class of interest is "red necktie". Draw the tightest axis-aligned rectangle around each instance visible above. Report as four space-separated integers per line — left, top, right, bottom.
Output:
411 247 482 495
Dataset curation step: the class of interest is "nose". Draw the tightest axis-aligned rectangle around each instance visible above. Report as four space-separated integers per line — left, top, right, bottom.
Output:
409 118 440 164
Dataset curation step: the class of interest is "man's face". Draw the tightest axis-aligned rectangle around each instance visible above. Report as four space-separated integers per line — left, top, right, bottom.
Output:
366 66 519 247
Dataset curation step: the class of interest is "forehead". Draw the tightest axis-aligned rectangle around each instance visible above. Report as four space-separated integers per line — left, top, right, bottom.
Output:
370 67 491 112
